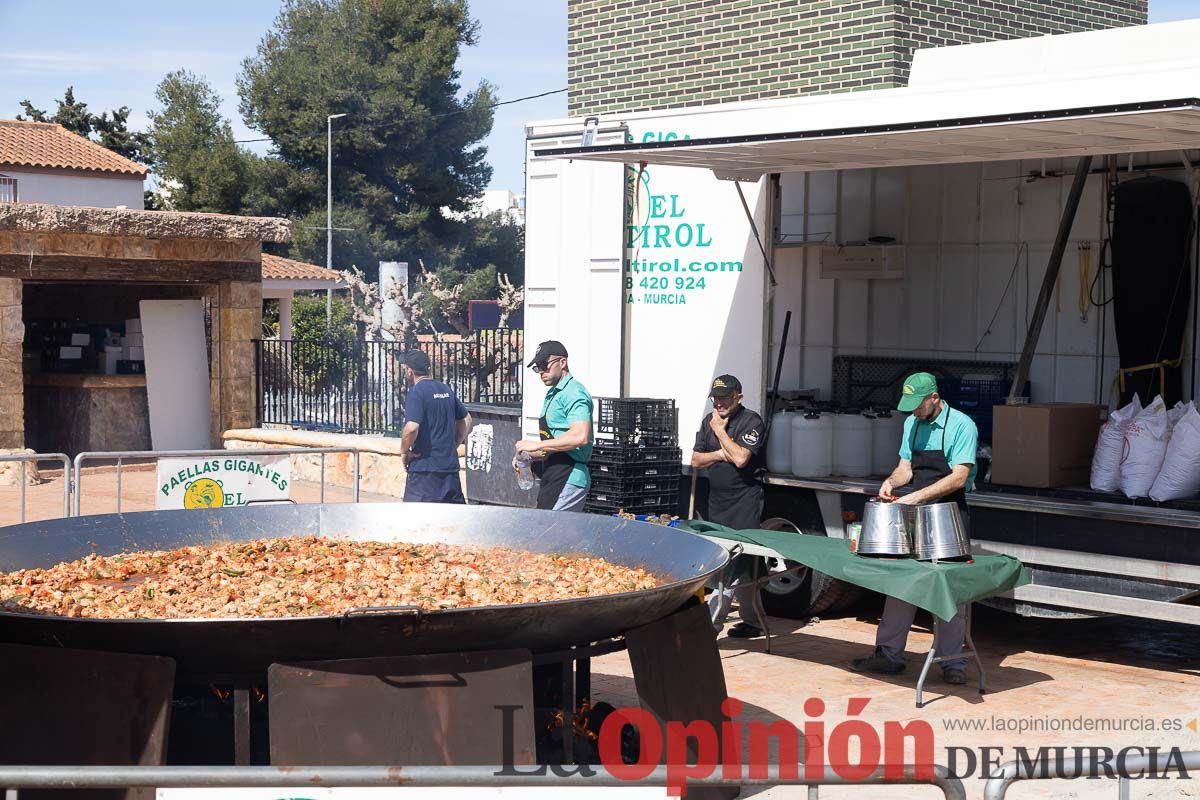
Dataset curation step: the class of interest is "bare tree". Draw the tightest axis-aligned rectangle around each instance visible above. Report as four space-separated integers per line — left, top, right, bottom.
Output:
341 266 385 341
417 259 469 337
496 272 524 329
340 263 525 403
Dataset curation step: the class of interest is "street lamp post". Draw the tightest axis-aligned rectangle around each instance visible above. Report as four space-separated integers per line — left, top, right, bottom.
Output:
326 113 347 325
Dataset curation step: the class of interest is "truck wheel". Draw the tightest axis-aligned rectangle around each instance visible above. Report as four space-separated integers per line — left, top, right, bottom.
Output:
756 517 861 618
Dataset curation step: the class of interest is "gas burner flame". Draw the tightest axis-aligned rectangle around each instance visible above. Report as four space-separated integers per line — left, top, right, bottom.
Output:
545 698 601 742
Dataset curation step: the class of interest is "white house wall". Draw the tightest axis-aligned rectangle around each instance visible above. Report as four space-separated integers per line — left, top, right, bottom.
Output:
2 168 144 208
774 151 1199 407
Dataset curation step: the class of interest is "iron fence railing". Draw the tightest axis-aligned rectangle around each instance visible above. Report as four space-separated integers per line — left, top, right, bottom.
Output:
256 330 522 435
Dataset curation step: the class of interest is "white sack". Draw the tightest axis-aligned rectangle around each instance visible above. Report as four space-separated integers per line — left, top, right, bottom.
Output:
1090 395 1142 491
1167 400 1194 428
1150 405 1200 501
1119 395 1169 498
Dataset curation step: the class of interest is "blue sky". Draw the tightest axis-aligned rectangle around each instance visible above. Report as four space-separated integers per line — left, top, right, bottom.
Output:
0 0 567 193
0 1 1195 193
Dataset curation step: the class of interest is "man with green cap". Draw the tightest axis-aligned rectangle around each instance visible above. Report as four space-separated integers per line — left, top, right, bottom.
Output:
851 371 978 685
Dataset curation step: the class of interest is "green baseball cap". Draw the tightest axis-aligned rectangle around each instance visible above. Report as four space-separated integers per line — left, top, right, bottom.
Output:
897 372 938 412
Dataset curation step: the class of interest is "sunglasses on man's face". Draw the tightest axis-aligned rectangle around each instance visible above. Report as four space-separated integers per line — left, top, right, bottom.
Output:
532 357 563 373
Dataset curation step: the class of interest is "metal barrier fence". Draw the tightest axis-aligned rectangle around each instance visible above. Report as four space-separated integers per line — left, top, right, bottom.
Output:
985 749 1199 799
257 329 522 435
72 448 361 517
0 453 70 523
0 764 967 798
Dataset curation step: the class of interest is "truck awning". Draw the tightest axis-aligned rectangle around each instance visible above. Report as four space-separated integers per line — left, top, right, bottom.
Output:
533 98 1200 180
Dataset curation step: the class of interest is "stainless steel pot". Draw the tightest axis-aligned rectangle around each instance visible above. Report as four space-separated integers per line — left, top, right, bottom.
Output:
857 498 913 557
913 502 971 561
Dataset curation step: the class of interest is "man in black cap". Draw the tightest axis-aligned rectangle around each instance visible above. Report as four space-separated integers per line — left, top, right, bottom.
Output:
514 340 594 512
398 350 471 503
691 374 769 638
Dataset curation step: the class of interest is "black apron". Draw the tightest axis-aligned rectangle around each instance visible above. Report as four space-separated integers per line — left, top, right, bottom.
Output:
533 410 575 510
909 406 970 523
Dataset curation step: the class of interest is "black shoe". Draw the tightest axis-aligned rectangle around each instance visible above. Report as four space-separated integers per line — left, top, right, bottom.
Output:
727 622 763 639
943 668 967 685
850 648 905 674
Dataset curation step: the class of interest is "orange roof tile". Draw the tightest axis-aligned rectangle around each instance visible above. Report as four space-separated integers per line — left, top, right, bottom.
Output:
0 119 147 176
262 253 345 283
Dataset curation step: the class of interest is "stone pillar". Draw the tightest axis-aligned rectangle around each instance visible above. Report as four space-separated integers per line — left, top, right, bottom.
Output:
214 279 262 445
0 277 23 450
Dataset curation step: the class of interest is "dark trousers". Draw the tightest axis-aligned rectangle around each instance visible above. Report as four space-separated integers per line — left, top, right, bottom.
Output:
404 471 466 504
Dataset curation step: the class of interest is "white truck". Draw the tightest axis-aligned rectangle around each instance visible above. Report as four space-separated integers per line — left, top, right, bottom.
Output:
521 21 1200 624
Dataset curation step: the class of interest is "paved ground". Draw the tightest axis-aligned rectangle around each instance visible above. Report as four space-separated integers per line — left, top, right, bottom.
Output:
592 604 1200 799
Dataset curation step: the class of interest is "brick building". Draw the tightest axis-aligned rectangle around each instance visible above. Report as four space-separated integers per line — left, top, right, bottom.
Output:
567 0 1148 117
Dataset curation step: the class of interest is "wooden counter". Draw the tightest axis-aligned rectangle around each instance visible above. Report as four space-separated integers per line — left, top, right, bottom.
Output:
25 373 147 389
24 372 151 455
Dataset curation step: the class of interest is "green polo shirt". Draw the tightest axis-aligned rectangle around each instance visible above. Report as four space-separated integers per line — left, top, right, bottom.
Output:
898 402 978 490
540 373 594 489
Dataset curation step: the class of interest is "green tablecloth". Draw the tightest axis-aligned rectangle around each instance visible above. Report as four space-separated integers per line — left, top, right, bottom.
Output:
679 520 1030 622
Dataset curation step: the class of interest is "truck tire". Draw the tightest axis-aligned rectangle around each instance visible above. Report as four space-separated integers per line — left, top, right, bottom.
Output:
756 517 863 618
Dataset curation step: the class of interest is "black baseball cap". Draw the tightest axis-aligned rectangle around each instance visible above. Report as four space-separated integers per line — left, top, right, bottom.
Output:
709 374 742 398
399 350 431 373
527 340 569 369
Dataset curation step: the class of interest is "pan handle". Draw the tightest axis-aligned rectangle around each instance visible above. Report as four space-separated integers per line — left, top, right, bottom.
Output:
728 543 745 559
342 604 423 619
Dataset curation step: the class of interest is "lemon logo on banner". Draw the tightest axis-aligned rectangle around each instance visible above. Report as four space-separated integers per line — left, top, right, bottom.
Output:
183 478 225 509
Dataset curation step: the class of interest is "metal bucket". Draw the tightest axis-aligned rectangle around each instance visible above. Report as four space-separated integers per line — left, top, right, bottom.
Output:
857 499 913 557
913 502 971 561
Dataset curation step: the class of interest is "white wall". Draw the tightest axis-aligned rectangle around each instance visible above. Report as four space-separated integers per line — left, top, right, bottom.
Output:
773 151 1200 407
3 168 144 208
522 131 626 437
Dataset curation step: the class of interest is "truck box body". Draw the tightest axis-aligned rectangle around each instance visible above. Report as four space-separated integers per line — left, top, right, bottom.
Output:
522 21 1200 623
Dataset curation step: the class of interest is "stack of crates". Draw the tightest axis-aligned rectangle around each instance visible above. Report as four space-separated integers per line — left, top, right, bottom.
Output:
585 398 681 515
938 377 1030 443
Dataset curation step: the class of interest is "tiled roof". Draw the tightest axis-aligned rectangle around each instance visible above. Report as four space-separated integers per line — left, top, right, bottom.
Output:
262 253 345 283
0 119 147 176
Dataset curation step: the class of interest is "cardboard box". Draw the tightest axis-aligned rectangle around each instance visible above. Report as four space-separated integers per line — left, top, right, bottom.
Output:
124 346 145 361
123 332 145 347
990 403 1104 488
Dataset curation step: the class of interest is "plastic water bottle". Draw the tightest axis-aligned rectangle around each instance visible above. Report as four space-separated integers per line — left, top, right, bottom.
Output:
515 451 536 490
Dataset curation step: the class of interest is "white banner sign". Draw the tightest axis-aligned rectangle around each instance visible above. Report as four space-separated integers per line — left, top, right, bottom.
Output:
156 455 291 510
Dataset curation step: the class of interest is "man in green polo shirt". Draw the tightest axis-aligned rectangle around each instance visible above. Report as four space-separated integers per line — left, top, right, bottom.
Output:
851 372 978 686
514 340 594 512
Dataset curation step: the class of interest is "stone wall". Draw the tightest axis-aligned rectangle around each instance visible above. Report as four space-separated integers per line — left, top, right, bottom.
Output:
223 428 420 499
0 277 21 449
567 0 1147 117
213 280 263 445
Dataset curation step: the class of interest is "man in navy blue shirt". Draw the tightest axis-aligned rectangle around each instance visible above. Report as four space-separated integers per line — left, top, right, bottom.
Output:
399 351 471 503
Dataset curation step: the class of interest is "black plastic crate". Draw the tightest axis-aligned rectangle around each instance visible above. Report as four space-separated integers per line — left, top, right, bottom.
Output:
595 397 678 446
592 461 682 481
939 378 1028 443
591 445 682 467
594 429 679 447
590 472 681 496
585 497 679 516
586 484 680 509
